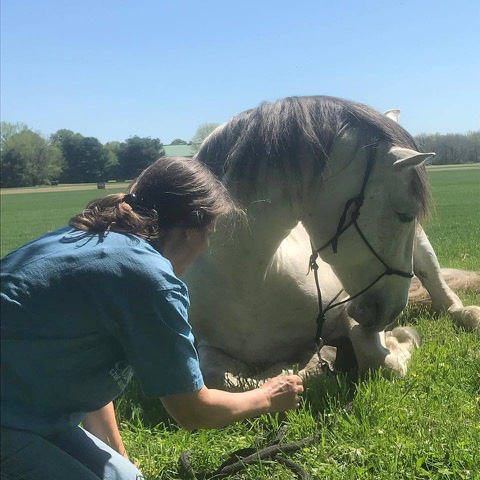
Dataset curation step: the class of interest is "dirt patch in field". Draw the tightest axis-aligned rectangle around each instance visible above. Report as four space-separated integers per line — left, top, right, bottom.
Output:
427 164 480 172
0 183 131 195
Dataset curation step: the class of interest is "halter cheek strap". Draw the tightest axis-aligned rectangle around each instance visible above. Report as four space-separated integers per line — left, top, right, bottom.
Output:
308 145 413 351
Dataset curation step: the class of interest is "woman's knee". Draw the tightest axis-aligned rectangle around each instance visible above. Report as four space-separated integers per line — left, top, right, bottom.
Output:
58 427 143 480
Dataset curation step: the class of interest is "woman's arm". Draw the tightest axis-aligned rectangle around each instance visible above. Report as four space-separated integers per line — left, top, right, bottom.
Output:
160 374 303 431
82 402 128 459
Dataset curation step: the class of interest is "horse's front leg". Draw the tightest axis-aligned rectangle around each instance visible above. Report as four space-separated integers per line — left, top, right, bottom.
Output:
197 342 253 391
413 225 480 333
197 343 290 391
324 309 420 376
348 321 420 376
198 342 328 390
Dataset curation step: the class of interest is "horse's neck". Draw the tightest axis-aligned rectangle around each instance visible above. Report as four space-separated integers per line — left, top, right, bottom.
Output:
210 133 367 275
212 188 304 276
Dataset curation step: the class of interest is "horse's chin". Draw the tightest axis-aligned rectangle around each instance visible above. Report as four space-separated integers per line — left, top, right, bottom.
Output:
347 301 401 332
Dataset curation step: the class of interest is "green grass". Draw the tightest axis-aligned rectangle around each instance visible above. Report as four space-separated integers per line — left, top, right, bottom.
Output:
1 170 479 479
427 164 480 171
425 169 480 271
0 188 127 257
116 308 480 480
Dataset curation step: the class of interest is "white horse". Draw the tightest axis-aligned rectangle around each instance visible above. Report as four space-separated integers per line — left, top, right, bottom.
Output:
185 96 480 388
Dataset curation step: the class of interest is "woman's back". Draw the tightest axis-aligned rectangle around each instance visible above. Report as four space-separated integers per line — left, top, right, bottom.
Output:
1 227 198 436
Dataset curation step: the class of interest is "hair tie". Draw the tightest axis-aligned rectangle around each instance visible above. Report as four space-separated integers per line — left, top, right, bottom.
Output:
122 193 137 207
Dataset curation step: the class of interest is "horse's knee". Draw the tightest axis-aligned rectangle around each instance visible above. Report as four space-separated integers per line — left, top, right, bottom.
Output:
387 326 421 348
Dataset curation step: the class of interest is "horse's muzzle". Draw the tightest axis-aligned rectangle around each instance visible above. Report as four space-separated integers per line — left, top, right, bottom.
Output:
347 294 406 331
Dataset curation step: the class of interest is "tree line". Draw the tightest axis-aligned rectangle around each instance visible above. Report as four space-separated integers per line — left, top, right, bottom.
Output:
0 123 168 187
416 131 480 165
0 121 478 188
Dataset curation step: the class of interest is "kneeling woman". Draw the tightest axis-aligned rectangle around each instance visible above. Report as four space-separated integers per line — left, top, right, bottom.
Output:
1 156 303 480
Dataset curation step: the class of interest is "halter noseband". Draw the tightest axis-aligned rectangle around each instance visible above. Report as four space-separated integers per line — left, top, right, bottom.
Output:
309 144 413 351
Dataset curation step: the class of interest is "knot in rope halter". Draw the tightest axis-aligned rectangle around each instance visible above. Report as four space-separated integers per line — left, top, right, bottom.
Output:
308 144 413 353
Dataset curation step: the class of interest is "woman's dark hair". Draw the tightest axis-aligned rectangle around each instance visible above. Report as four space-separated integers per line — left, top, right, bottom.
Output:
70 156 234 240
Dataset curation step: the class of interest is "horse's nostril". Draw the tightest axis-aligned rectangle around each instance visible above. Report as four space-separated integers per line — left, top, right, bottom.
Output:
363 298 381 316
348 297 386 330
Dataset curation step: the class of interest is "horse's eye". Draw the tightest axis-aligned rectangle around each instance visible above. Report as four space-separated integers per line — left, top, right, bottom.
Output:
396 212 416 223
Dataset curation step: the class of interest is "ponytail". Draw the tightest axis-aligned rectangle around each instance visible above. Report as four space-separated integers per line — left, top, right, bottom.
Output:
69 193 161 240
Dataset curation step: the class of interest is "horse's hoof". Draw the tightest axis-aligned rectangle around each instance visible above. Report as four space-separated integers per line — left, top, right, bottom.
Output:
451 306 480 333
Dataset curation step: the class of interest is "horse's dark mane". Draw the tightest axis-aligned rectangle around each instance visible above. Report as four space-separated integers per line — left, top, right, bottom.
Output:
197 96 430 215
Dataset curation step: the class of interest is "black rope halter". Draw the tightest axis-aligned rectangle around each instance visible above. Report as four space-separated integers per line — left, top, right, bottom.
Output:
308 144 413 352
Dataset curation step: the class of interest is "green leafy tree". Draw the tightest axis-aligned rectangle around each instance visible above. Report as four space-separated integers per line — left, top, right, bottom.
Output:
104 141 122 180
1 122 30 151
1 130 63 187
76 137 109 182
171 138 188 145
50 129 82 148
51 129 82 182
52 129 108 182
117 136 164 179
190 123 219 154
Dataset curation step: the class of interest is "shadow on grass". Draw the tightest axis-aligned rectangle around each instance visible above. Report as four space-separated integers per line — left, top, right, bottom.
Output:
115 377 173 428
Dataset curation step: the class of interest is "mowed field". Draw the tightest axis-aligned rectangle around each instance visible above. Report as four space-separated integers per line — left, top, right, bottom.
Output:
0 183 130 257
1 167 479 479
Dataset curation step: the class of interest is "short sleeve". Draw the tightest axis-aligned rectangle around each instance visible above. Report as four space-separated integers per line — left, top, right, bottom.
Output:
102 278 204 397
113 286 204 397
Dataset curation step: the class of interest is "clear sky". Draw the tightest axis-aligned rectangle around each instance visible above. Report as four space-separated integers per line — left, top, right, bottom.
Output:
2 0 479 144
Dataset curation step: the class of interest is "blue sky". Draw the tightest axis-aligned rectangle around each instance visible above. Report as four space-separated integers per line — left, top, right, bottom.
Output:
2 0 479 144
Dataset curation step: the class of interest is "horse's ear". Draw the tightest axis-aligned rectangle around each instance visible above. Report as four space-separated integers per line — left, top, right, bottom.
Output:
384 109 401 123
390 146 435 170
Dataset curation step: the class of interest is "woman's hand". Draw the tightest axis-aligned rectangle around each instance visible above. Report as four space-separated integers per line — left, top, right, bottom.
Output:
259 374 304 413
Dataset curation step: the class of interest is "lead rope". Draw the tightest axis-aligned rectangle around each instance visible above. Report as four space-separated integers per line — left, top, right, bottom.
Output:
178 400 355 480
179 424 315 479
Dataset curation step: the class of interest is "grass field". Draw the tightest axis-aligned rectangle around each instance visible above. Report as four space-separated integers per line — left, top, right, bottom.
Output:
0 186 128 257
1 168 479 479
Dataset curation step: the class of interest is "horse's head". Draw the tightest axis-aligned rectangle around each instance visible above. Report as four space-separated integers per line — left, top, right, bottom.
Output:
304 132 434 331
197 96 434 331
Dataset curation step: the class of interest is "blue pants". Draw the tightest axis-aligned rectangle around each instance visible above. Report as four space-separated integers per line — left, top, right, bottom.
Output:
1 426 143 480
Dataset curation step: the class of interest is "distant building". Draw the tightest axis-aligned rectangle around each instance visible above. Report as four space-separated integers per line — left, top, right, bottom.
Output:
162 144 198 157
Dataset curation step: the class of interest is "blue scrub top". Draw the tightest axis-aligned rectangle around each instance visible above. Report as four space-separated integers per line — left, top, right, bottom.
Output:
1 227 204 436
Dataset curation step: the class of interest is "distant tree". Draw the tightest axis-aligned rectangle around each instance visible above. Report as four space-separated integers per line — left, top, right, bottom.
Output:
190 123 219 154
1 130 63 187
104 141 121 179
52 129 108 182
76 137 109 182
171 138 188 145
1 121 30 151
51 129 82 182
50 129 82 148
117 136 164 179
469 131 480 163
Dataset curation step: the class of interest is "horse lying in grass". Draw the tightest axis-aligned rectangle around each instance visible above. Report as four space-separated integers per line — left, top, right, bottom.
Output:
184 96 480 388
